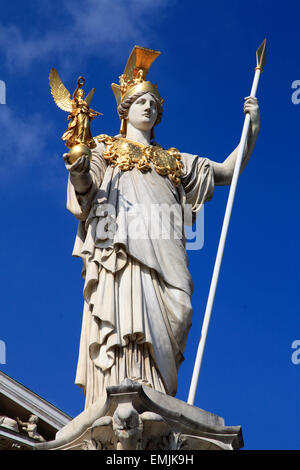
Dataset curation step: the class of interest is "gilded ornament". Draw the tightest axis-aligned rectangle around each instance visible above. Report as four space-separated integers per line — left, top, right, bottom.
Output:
97 134 183 186
49 68 102 163
111 46 164 106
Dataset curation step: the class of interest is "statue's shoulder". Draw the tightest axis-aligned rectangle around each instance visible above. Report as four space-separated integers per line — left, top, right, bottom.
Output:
95 134 116 146
92 134 116 158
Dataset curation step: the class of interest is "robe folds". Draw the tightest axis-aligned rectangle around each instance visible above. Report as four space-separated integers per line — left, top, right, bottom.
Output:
66 139 214 409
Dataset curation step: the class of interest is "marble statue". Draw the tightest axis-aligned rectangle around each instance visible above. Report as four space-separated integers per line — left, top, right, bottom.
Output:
16 415 45 442
0 416 19 432
62 46 260 410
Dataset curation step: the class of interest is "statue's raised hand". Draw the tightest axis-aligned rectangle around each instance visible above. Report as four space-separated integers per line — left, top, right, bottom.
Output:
244 96 260 134
63 153 90 174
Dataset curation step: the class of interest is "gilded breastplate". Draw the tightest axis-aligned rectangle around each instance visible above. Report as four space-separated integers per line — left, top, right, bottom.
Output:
96 134 183 186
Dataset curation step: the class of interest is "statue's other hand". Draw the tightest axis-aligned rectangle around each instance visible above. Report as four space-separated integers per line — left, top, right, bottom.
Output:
63 153 90 174
244 96 260 133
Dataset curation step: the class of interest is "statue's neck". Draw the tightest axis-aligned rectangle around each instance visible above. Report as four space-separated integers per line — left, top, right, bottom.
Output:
125 122 151 146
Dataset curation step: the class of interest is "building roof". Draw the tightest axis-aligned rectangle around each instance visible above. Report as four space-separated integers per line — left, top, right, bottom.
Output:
0 370 72 447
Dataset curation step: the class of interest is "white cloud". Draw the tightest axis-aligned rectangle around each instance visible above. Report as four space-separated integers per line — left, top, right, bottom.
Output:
0 0 173 71
0 0 174 188
0 105 67 195
0 106 51 174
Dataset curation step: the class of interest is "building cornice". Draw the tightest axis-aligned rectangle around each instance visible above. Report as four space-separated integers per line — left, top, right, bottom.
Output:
0 371 71 430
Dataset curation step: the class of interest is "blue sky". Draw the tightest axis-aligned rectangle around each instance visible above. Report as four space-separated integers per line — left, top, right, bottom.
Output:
0 0 299 450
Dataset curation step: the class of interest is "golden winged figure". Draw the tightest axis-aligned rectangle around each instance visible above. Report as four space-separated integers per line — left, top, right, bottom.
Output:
49 68 102 163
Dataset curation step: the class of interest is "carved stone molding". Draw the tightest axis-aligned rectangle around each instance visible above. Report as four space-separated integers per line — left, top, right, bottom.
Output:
36 379 243 451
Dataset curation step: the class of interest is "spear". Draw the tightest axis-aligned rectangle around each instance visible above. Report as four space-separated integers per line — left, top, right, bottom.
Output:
187 39 267 406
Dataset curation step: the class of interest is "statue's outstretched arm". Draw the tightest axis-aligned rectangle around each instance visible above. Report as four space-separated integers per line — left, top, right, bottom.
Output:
210 97 260 186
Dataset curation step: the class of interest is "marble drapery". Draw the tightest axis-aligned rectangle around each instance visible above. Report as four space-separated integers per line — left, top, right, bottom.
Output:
66 139 214 409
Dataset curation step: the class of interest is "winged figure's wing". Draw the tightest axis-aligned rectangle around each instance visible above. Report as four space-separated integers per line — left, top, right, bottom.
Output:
85 88 95 106
49 68 73 112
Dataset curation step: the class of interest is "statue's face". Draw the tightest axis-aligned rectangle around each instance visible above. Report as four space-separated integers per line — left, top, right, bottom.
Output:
127 92 158 131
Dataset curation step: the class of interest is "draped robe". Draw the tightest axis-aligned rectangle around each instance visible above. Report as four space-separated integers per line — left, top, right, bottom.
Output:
66 139 214 409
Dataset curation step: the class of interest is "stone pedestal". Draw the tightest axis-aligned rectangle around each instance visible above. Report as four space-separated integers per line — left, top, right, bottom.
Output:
36 380 243 451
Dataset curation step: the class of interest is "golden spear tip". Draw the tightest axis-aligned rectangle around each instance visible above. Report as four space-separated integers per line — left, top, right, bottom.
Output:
256 38 267 72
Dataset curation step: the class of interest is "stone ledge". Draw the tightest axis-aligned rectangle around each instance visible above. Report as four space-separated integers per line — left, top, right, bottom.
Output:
36 379 243 450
